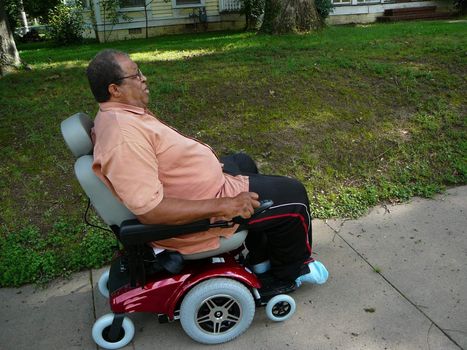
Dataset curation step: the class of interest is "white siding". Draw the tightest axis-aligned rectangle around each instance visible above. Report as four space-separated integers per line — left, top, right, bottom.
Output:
219 0 241 12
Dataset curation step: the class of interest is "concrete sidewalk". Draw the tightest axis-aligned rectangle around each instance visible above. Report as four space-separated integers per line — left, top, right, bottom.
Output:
1 186 466 350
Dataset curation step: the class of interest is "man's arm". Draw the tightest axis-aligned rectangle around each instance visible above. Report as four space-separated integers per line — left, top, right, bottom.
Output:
137 192 260 225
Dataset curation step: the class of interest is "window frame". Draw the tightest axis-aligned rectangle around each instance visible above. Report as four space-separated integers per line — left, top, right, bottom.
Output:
331 0 352 5
172 0 205 9
119 0 147 10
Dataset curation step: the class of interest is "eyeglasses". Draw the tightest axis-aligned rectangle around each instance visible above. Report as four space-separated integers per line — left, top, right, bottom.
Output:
115 69 144 82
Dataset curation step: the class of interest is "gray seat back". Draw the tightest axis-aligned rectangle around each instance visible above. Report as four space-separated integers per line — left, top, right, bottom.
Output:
61 113 135 226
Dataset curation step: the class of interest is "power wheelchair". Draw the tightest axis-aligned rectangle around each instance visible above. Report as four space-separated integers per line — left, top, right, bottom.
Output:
61 113 299 349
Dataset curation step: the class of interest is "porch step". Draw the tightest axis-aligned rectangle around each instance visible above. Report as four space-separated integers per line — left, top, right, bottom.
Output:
377 12 454 22
383 6 437 16
377 6 454 22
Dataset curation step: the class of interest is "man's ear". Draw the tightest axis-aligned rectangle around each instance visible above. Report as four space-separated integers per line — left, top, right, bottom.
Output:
108 83 121 98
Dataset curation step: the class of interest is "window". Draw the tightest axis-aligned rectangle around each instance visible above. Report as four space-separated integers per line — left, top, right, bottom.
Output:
120 0 145 8
177 0 201 4
332 0 351 4
129 28 142 34
173 0 204 8
69 0 91 8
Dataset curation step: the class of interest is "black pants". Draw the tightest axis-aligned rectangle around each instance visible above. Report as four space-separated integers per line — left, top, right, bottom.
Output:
221 154 313 281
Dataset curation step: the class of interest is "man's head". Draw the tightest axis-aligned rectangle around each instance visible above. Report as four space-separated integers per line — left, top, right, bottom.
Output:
86 49 149 108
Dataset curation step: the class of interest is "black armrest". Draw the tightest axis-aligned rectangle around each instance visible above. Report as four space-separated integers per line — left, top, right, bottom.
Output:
118 200 274 246
119 219 211 246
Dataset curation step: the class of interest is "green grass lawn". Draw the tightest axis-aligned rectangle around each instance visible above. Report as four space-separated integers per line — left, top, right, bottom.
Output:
0 20 466 286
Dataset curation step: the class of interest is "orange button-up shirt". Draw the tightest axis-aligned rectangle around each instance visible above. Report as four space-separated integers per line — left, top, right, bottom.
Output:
92 102 249 254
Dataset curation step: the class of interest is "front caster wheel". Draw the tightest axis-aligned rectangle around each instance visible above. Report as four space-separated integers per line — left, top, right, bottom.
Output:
265 294 296 322
92 313 135 350
180 278 255 344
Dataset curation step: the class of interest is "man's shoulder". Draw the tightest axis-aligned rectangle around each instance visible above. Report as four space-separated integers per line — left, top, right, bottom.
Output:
95 105 147 131
94 106 158 153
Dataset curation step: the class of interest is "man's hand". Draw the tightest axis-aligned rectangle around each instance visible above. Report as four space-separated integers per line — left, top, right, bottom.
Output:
215 192 260 222
138 192 260 226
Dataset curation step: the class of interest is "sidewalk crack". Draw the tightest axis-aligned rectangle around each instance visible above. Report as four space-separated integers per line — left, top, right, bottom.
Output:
444 329 467 335
90 269 97 321
427 322 434 350
325 219 349 242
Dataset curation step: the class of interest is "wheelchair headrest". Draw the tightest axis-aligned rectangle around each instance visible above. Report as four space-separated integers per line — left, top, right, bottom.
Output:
61 112 94 157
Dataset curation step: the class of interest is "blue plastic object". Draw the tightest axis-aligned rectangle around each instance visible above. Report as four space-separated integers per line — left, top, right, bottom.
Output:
295 261 329 287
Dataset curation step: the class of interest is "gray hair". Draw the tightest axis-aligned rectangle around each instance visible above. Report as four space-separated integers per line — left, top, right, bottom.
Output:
86 49 128 103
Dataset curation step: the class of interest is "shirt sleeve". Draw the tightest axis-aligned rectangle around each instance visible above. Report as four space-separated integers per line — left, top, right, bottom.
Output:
100 141 164 215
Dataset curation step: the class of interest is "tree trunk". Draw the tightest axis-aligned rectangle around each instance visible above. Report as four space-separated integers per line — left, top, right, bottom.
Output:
144 3 148 39
19 0 29 34
0 1 21 76
261 0 323 34
89 0 100 43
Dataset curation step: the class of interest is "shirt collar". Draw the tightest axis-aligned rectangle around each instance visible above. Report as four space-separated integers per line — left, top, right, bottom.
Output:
99 101 146 115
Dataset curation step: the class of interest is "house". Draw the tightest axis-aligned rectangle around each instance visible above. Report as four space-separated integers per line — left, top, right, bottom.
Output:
80 0 452 42
81 0 246 42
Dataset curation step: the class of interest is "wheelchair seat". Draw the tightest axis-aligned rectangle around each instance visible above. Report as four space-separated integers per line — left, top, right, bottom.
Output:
60 112 247 260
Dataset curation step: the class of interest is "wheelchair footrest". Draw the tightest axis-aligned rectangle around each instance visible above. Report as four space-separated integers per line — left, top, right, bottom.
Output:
256 272 296 303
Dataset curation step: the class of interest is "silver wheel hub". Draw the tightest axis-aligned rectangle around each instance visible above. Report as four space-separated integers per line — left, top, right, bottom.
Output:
195 294 242 334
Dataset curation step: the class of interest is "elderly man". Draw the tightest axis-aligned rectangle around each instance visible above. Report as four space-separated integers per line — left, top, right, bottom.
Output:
86 49 327 289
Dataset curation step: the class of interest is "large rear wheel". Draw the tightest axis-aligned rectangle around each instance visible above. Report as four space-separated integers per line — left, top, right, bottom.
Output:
180 278 255 344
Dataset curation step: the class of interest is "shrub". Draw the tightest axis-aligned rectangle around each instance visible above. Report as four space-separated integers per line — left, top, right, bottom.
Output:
19 29 44 43
453 0 466 14
47 3 84 45
0 221 114 287
240 0 266 30
315 0 334 20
